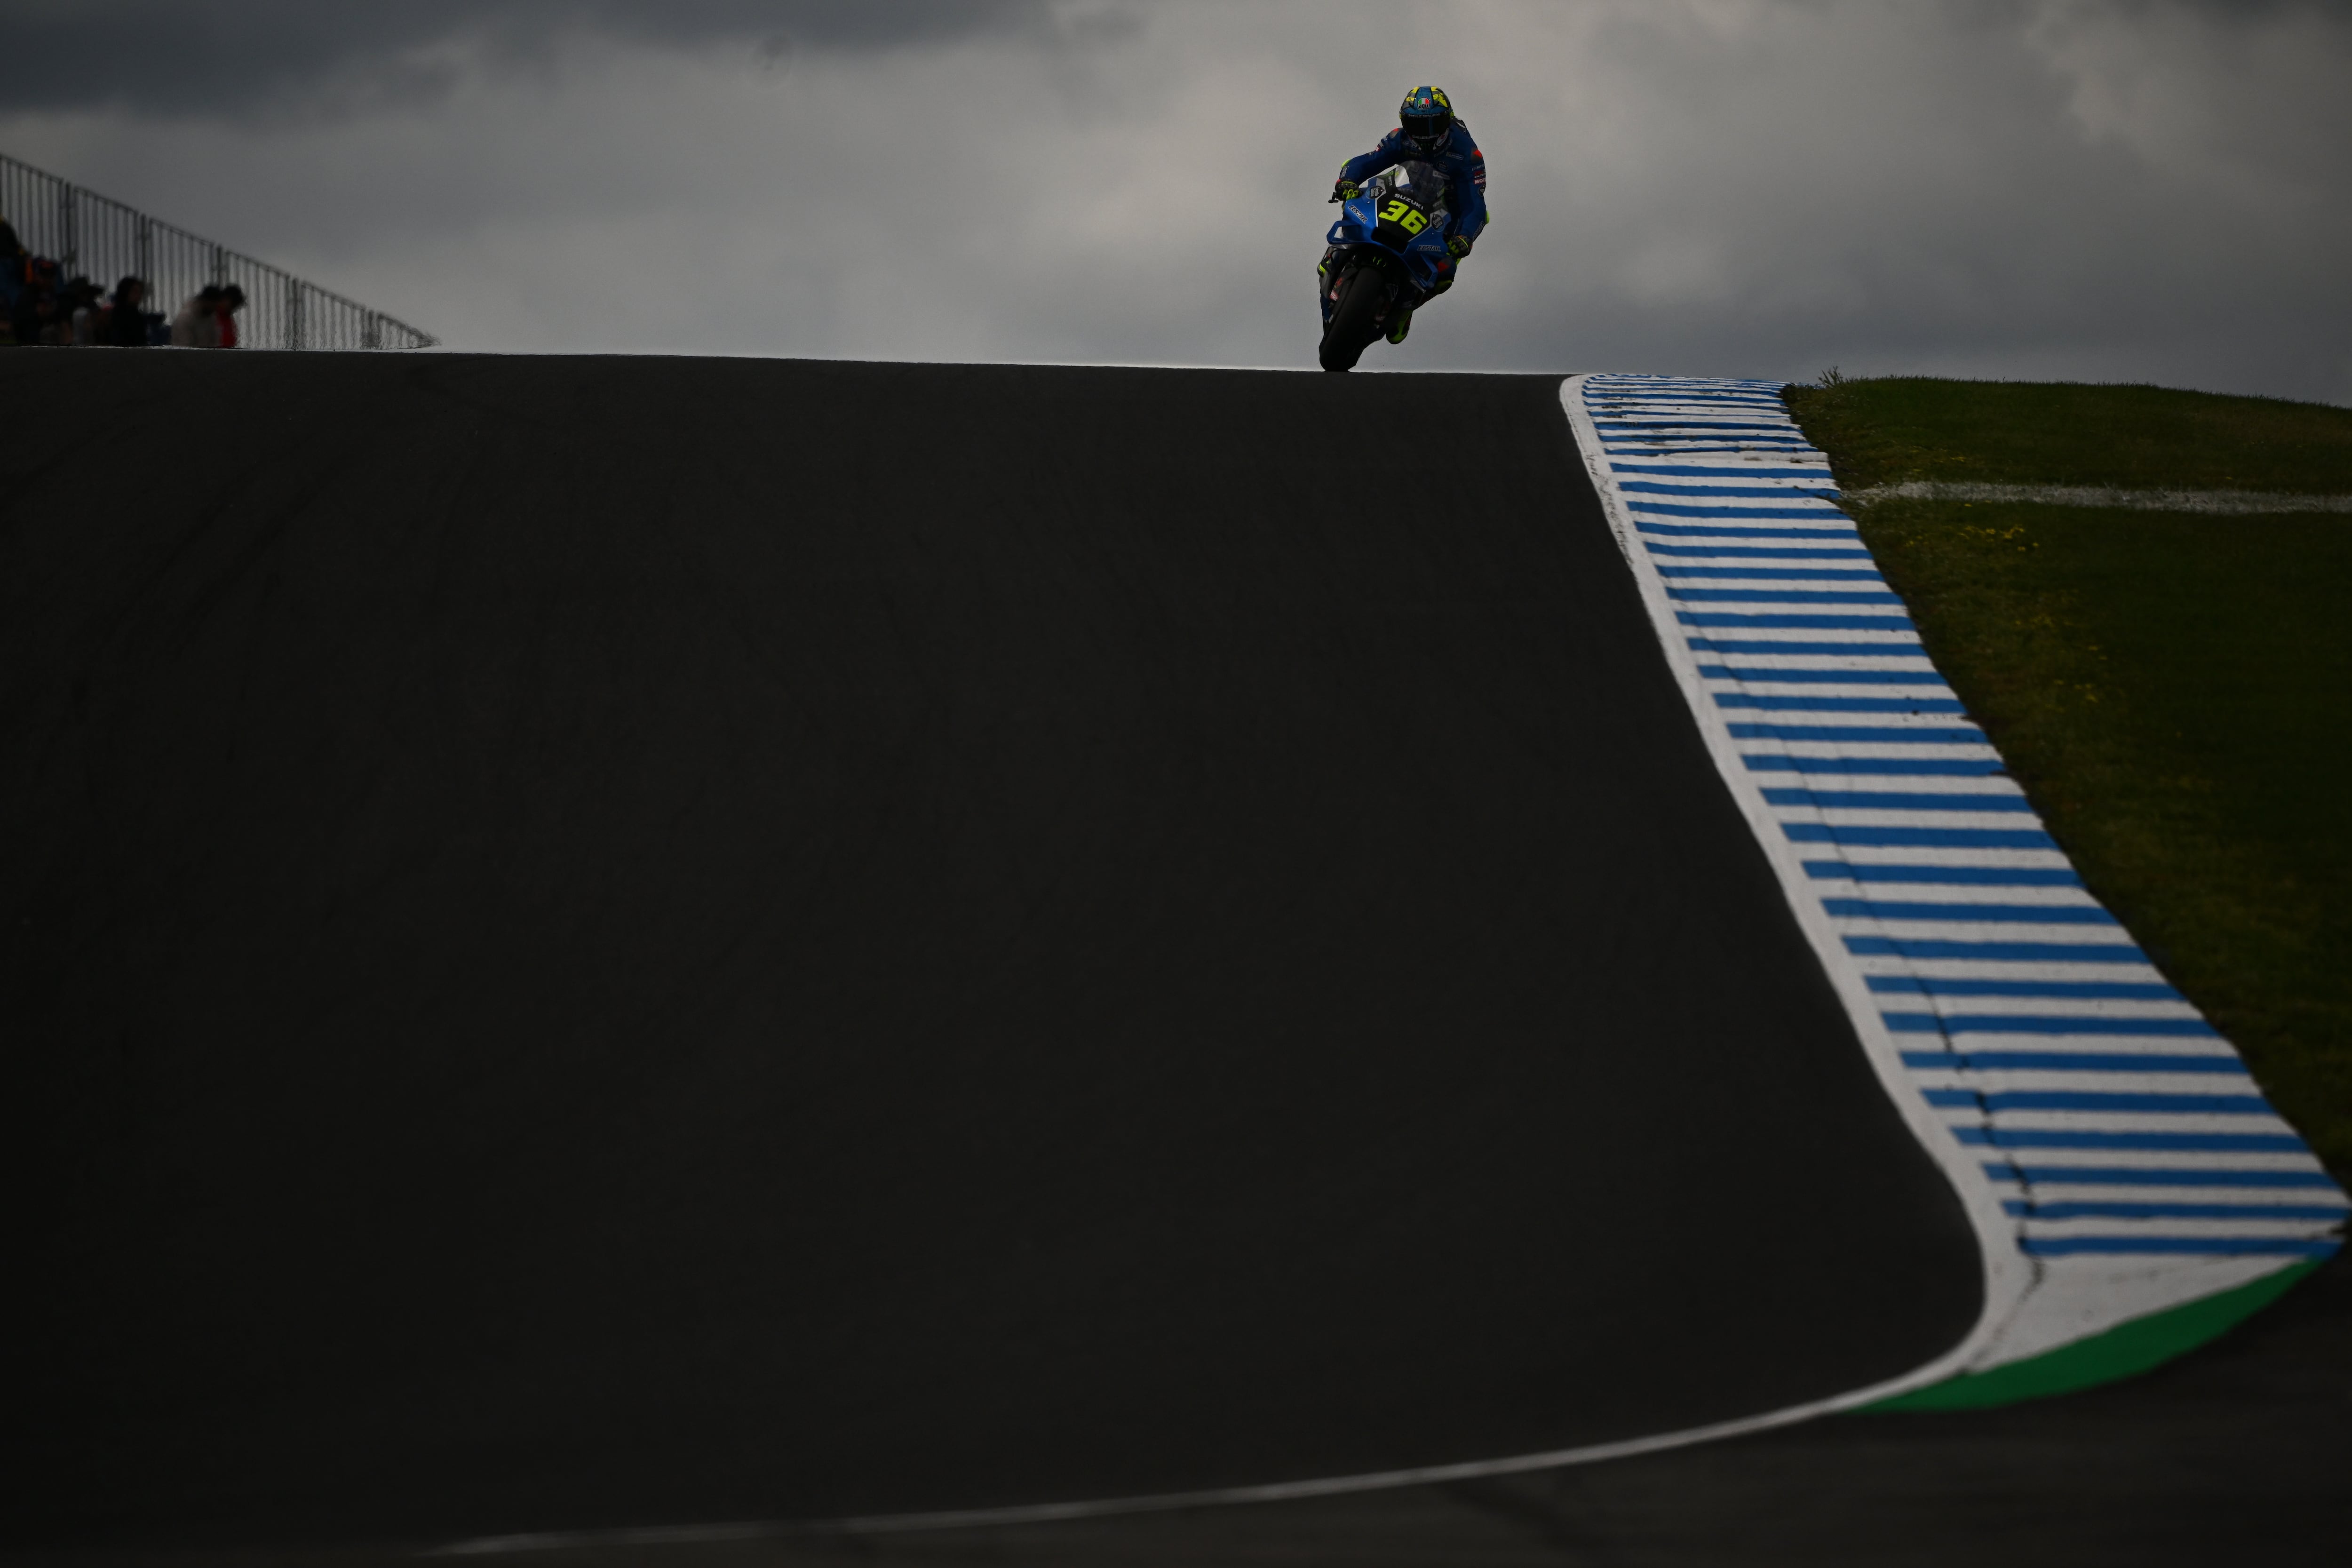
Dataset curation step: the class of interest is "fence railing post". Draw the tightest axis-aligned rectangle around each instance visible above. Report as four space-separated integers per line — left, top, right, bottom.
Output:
286 277 303 351
57 178 76 276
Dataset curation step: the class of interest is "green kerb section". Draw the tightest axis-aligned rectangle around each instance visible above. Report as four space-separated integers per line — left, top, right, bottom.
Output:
1867 1259 2327 1411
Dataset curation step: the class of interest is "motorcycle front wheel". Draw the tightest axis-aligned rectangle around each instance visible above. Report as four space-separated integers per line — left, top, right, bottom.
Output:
1319 266 1388 372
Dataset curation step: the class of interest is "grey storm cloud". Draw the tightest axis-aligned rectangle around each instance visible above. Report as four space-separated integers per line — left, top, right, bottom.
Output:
2 0 2346 404
0 1 1063 119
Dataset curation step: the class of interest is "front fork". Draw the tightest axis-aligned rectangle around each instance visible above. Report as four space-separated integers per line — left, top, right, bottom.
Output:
1316 247 1344 326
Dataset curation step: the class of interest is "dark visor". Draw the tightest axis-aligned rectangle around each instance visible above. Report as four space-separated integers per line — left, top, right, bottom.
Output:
1401 112 1448 144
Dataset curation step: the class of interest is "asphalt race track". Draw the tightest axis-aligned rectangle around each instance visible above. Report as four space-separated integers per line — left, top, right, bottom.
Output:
1 354 1991 1551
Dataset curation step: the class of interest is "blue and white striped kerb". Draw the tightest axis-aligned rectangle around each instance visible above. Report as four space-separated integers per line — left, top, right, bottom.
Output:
1562 374 2345 1372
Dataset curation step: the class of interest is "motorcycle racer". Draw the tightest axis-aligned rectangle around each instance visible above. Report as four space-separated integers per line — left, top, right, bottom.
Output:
1327 86 1488 344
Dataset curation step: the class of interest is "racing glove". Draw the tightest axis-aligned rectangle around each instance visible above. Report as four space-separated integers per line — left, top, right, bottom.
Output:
1330 178 1360 203
1446 233 1474 259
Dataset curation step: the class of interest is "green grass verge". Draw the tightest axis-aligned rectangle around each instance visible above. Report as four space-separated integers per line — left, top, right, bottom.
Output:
1865 1259 2321 1410
1783 380 2352 1181
1788 375 2352 493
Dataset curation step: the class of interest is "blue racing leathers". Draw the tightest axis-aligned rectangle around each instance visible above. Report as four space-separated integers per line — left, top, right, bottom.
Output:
1338 122 1489 249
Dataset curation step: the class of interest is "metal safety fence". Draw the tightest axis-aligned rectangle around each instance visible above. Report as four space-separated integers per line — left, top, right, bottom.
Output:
2 151 436 350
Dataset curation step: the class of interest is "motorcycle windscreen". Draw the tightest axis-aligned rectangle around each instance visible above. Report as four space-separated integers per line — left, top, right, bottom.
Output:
1371 162 1449 246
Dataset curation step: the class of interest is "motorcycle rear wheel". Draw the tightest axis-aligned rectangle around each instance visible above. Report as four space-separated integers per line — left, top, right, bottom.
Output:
1319 266 1388 373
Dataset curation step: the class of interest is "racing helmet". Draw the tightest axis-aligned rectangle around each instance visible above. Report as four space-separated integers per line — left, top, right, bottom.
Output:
1399 85 1454 153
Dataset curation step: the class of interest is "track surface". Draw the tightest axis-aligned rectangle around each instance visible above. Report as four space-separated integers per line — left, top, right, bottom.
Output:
3 355 1978 1550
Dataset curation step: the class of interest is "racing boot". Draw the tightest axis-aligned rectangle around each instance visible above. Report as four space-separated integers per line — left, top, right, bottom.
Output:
1385 305 1414 345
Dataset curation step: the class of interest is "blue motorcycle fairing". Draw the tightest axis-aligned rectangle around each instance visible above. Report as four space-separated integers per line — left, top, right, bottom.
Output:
1327 195 1455 298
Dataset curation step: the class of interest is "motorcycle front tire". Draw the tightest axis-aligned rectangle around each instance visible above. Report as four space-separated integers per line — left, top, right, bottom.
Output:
1319 266 1388 372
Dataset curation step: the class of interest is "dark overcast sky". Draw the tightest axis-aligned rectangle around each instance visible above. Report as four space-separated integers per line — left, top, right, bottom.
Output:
3 0 2346 402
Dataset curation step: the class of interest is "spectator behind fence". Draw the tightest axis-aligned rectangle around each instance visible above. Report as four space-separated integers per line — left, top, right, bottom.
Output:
8 278 37 344
10 256 58 344
170 284 222 348
13 278 64 346
0 210 24 311
0 212 24 307
67 276 103 345
216 282 245 348
104 276 150 347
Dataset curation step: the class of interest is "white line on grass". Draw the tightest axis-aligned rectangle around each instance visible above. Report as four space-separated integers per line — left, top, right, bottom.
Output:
1846 482 2352 513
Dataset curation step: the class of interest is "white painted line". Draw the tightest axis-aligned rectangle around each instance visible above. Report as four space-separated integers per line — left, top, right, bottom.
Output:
423 1332 2028 1557
1849 481 2352 514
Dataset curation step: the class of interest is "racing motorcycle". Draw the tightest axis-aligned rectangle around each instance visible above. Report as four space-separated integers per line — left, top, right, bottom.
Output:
1316 159 1458 372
